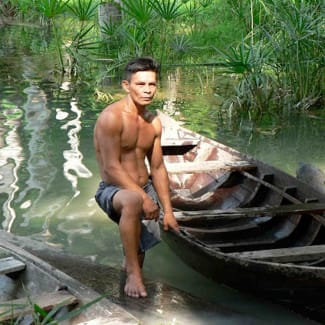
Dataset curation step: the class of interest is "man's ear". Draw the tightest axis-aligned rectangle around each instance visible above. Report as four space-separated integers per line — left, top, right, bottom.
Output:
121 80 129 92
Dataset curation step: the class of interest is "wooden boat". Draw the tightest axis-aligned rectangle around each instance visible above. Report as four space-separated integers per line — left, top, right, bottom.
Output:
0 231 138 324
158 111 325 320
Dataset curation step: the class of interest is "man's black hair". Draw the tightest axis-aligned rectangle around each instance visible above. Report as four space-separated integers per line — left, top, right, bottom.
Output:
124 57 160 81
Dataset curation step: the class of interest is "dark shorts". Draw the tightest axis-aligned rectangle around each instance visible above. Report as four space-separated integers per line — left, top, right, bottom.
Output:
95 181 161 252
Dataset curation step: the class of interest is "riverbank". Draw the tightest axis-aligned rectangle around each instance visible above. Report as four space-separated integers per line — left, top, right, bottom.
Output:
0 230 303 325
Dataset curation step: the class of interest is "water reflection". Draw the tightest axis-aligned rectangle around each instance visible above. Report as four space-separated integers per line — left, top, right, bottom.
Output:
162 69 181 117
61 98 92 199
0 80 94 240
0 106 24 231
17 85 56 233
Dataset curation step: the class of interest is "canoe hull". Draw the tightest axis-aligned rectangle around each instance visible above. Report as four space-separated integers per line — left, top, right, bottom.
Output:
162 229 325 300
158 111 325 322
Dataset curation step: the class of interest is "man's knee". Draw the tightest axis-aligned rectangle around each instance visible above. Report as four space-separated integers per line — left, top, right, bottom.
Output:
114 190 143 216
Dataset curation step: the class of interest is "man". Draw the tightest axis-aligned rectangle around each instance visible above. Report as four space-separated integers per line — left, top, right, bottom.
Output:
94 57 179 298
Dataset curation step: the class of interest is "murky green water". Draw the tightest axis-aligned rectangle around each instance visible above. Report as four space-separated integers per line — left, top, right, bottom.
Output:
1 25 324 324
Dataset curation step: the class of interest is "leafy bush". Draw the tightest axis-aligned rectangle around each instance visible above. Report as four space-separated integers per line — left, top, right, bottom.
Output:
216 0 324 114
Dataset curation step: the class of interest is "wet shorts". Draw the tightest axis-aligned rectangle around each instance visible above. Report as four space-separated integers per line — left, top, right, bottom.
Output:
95 181 161 252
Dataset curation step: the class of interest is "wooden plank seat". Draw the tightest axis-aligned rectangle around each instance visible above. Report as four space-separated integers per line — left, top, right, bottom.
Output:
0 290 78 321
165 160 256 174
0 257 26 275
228 245 325 263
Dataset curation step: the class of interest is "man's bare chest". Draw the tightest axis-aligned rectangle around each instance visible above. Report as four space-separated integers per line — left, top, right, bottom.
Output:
121 118 155 152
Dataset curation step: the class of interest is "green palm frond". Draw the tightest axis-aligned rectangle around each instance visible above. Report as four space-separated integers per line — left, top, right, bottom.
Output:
120 0 153 24
37 0 68 18
67 0 98 22
149 0 183 21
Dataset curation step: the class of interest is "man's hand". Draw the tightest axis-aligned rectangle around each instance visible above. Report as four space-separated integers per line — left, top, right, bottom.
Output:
142 196 160 221
163 211 179 232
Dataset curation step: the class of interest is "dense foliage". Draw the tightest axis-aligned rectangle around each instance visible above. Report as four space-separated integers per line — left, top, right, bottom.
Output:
0 0 324 113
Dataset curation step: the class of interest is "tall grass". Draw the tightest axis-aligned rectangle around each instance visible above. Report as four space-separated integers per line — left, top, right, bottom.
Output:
33 0 100 74
149 0 184 63
5 0 324 113
65 0 100 75
268 0 324 109
36 0 69 72
4 0 235 70
216 38 275 117
217 0 324 114
96 0 189 68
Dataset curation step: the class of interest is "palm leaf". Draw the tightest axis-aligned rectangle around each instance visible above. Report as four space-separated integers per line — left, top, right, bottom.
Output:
120 0 153 24
149 0 183 21
67 0 98 21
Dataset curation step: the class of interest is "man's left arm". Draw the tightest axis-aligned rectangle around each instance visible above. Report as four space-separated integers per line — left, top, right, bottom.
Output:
148 118 179 232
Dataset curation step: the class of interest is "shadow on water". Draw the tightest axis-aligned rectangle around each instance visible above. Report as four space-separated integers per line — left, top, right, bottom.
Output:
1 25 325 324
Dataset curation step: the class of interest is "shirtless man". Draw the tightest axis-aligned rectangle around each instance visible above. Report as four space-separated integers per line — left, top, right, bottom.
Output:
94 57 179 298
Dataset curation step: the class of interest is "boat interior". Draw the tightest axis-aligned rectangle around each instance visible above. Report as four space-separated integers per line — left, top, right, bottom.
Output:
159 112 325 268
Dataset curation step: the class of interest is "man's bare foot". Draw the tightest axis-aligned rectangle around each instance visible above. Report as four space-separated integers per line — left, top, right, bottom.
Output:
124 272 147 298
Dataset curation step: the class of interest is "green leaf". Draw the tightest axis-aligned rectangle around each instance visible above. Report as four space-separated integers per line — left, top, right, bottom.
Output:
37 0 68 18
120 0 153 24
149 0 183 21
34 303 49 319
67 0 98 21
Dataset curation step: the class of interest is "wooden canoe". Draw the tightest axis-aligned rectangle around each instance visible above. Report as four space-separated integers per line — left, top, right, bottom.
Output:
158 111 325 321
0 232 138 324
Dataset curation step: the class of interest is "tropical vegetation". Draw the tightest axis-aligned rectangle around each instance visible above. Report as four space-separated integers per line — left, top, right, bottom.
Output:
0 0 324 114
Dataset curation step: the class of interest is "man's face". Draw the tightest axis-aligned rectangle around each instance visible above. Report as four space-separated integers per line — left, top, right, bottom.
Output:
123 70 157 108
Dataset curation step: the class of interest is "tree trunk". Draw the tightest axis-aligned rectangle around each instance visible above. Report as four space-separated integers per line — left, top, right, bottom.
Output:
98 1 122 29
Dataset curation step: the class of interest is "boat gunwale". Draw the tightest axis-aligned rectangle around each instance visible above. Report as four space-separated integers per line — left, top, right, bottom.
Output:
163 226 325 274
